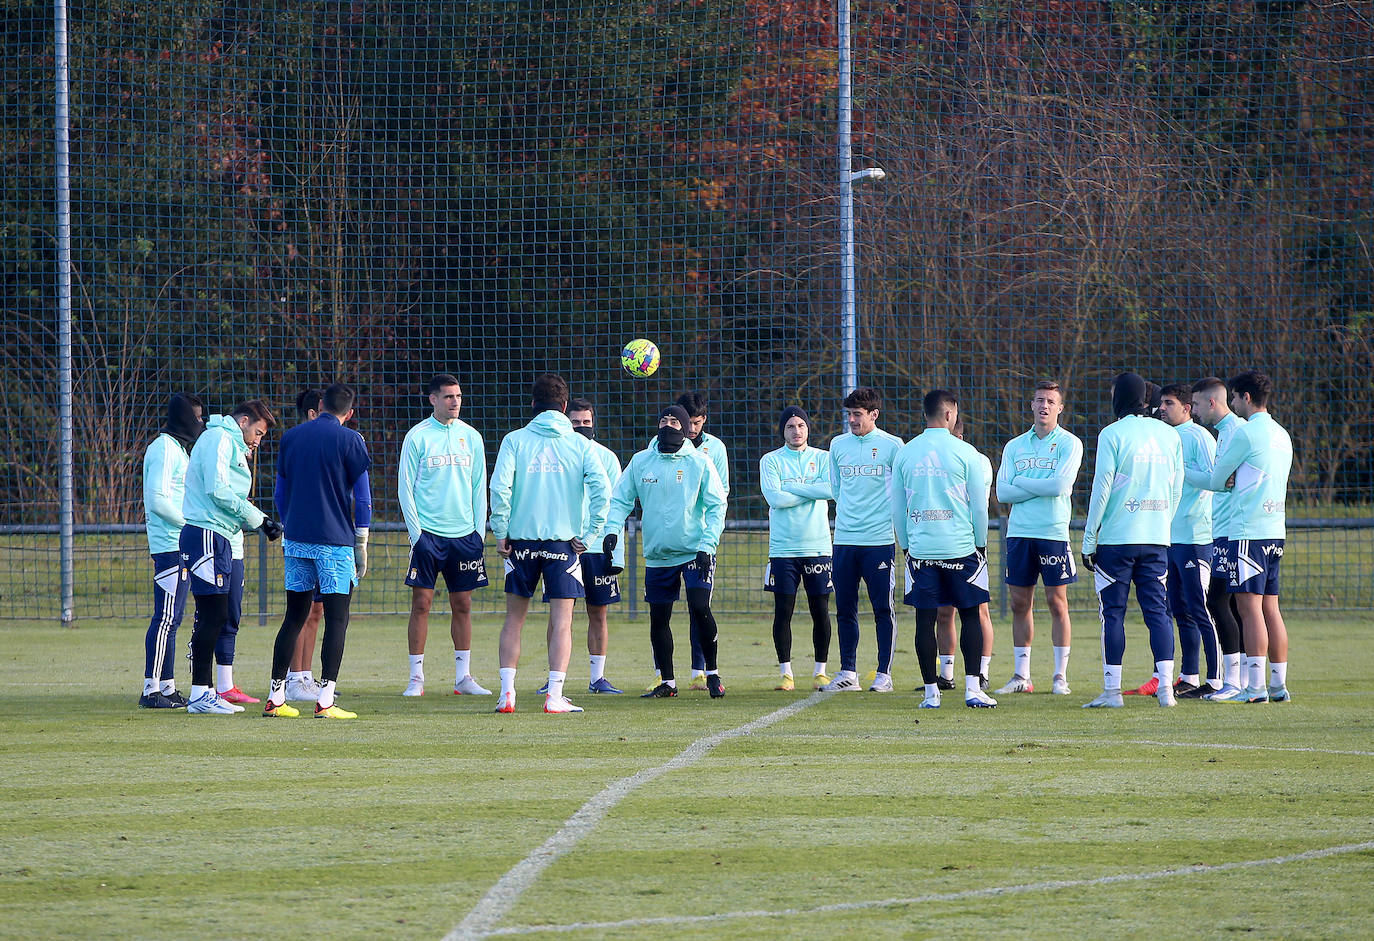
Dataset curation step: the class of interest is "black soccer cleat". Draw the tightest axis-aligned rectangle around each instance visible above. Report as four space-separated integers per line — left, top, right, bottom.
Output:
138 691 180 709
641 682 678 698
163 689 189 708
936 676 956 691
707 674 725 698
979 674 989 691
1176 681 1211 699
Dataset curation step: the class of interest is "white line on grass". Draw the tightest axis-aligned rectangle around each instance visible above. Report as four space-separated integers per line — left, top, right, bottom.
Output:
481 840 1374 937
444 690 833 941
1024 738 1374 758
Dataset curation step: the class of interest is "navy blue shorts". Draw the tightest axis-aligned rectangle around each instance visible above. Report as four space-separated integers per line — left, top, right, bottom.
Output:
179 525 234 596
903 551 990 609
765 556 833 596
1229 538 1283 595
1167 543 1212 617
645 557 713 604
580 550 621 606
406 531 489 593
1210 537 1232 580
504 539 585 600
1004 537 1077 587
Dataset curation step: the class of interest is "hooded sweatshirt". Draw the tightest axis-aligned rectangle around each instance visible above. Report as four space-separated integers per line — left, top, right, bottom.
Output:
604 438 727 567
182 414 266 544
488 409 610 544
142 394 203 554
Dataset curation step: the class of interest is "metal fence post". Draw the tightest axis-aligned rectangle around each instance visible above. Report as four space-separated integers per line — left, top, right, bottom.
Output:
258 529 268 625
54 0 74 625
627 518 638 621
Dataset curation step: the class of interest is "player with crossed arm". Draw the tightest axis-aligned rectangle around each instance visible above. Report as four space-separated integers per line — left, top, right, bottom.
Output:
398 374 493 698
139 392 203 708
993 380 1082 696
607 405 728 699
1080 373 1183 709
892 390 996 709
759 405 834 691
1158 383 1221 697
823 387 903 693
490 373 610 714
1209 370 1293 704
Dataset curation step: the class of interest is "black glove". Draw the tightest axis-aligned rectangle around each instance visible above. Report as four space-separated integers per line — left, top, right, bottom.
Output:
260 518 284 541
695 551 713 574
603 533 618 556
1081 552 1096 573
609 561 624 576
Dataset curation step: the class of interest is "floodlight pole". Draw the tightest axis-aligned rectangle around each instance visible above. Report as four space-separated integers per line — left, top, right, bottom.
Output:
55 0 75 625
838 0 858 396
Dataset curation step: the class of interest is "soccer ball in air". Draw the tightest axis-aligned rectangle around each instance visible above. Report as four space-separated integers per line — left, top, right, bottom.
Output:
621 338 660 378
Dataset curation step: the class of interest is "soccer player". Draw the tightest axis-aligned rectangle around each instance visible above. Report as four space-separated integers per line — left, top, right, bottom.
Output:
606 405 728 699
1080 373 1183 709
262 383 371 719
1210 370 1293 703
993 381 1082 696
759 405 834 691
398 374 492 698
490 373 610 714
180 400 281 715
1158 383 1221 697
1190 377 1248 699
935 416 997 690
892 390 996 709
561 397 626 694
670 390 730 691
139 392 203 708
279 388 373 702
823 387 903 692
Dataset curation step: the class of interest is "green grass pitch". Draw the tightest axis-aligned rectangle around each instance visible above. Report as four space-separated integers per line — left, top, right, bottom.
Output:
1 613 1371 939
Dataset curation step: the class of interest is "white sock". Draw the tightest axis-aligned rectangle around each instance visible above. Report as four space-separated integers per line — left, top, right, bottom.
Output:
1053 645 1070 678
1155 660 1175 690
1181 673 1200 686
706 669 719 676
814 661 826 676
1248 657 1267 691
160 679 177 695
924 682 939 700
691 669 706 678
455 649 470 682
190 684 210 701
979 655 991 677
287 670 304 683
964 674 981 697
937 656 955 681
317 680 336 709
1103 664 1122 691
1240 655 1250 685
664 677 677 689
1013 646 1031 679
499 667 517 697
590 655 606 684
409 654 424 679
1224 652 1242 688
842 669 858 681
779 661 792 678
269 678 286 706
143 677 157 695
547 670 566 700
215 664 233 693
1270 661 1287 689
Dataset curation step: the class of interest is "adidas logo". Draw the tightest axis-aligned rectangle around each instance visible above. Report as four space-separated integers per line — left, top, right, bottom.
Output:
1184 561 1195 569
877 561 889 570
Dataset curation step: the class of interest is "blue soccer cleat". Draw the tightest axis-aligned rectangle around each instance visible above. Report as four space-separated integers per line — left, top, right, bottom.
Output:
1268 685 1291 703
588 677 623 694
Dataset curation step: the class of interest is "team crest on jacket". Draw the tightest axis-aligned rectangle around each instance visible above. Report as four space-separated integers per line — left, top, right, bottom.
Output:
676 469 684 483
871 448 878 459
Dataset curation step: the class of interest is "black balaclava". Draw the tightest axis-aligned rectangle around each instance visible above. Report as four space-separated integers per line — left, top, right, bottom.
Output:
532 400 561 415
1112 373 1148 419
778 405 810 438
657 405 691 453
573 425 595 440
163 393 204 450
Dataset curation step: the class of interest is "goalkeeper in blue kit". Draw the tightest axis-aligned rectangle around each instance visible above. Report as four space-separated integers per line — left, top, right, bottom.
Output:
759 406 834 691
891 390 996 709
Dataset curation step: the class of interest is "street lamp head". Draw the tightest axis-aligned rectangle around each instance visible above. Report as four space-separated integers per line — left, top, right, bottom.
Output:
848 166 887 183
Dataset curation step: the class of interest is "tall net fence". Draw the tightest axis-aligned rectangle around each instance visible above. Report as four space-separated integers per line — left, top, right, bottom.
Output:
3 0 1371 622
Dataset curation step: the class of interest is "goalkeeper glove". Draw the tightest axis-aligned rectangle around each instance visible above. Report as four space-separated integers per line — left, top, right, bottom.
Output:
354 527 369 579
259 518 283 541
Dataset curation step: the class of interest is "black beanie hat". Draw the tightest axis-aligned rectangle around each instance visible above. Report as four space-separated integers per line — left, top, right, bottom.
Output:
1112 372 1148 419
778 405 810 437
659 404 691 429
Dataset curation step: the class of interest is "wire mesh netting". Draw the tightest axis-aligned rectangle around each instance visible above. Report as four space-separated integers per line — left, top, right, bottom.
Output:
2 0 1371 622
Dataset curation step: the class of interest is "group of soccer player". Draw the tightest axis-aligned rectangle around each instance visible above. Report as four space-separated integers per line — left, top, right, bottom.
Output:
137 365 1292 717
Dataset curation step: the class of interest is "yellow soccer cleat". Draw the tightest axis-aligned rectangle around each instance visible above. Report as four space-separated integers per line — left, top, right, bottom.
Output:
262 700 299 718
644 674 663 692
813 672 831 690
774 673 795 691
314 703 357 720
687 672 709 691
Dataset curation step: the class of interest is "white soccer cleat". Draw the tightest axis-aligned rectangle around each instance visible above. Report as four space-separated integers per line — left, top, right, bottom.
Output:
187 691 238 715
965 689 998 708
215 695 246 713
402 676 425 697
285 676 322 702
1083 689 1124 708
543 695 584 714
1157 684 1177 708
995 675 1034 694
494 691 516 713
1051 674 1072 696
820 673 861 692
918 692 941 709
868 672 894 692
453 675 492 696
